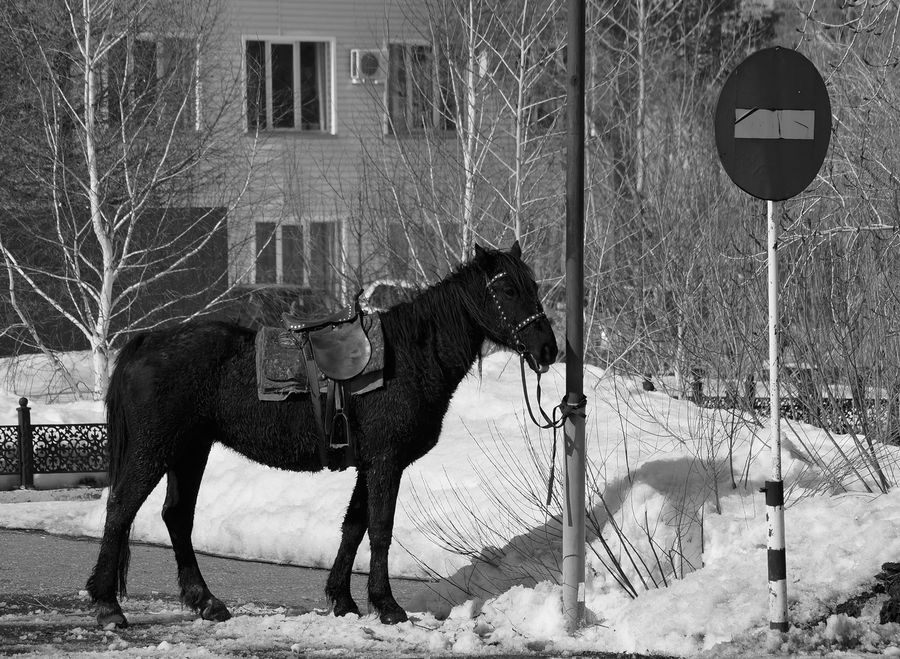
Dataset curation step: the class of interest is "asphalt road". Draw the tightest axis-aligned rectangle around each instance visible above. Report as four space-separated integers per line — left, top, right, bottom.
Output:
0 527 438 656
0 527 424 612
0 530 669 659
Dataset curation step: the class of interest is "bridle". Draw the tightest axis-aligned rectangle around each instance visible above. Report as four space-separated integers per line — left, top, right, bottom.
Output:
485 271 547 357
485 269 586 507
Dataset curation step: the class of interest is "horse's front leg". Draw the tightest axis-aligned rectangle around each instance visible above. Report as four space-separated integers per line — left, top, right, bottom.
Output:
326 469 368 617
366 460 407 624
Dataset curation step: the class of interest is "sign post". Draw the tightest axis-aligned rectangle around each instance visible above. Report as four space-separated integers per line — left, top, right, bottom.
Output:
714 46 831 634
563 0 586 633
765 197 787 631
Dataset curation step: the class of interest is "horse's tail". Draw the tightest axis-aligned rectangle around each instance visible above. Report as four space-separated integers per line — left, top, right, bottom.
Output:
106 340 136 493
104 334 144 597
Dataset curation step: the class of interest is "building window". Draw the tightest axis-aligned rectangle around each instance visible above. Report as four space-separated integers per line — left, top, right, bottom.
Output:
245 39 333 133
282 224 304 285
255 222 278 284
309 221 337 293
526 46 564 132
387 43 455 135
105 35 199 129
254 221 337 294
387 221 409 278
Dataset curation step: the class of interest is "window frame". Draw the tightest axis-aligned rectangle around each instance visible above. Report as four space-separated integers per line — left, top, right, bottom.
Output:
102 32 202 130
384 40 455 136
253 219 340 290
242 35 338 135
524 44 565 134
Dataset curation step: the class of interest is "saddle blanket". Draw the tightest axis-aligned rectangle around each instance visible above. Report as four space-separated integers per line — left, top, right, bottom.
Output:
255 314 385 401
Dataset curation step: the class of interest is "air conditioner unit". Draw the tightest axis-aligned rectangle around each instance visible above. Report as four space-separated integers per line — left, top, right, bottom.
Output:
350 48 383 84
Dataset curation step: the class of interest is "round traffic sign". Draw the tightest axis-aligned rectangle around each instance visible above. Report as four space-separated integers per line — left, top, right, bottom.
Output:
714 47 831 201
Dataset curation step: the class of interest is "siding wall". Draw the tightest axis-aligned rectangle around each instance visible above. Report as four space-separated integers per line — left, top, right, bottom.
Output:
218 0 434 299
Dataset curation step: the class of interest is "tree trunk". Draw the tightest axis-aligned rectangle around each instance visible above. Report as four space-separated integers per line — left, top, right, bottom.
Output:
90 337 110 399
460 1 478 259
82 0 114 399
634 0 646 199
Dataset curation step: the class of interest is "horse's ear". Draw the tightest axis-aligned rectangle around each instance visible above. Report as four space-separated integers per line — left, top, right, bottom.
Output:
510 240 521 259
474 243 487 259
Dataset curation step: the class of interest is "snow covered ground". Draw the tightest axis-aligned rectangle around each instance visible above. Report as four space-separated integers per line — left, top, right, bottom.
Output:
2 350 900 657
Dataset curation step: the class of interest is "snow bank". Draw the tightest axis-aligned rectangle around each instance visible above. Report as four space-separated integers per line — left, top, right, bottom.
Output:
3 351 900 656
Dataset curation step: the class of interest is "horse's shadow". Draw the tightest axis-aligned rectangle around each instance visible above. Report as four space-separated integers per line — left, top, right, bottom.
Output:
409 455 767 617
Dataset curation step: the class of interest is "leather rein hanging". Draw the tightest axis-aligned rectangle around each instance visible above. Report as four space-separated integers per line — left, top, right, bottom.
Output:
485 271 587 505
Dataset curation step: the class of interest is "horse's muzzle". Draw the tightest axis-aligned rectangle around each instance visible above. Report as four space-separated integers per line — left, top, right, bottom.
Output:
524 340 557 374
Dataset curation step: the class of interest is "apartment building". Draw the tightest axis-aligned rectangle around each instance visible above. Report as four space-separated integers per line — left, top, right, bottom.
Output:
222 0 452 315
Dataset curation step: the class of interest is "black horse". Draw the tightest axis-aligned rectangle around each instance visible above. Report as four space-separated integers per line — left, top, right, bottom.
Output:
86 242 557 628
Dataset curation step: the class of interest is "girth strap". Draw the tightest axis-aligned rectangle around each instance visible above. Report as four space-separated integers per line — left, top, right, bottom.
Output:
302 339 329 468
301 336 356 470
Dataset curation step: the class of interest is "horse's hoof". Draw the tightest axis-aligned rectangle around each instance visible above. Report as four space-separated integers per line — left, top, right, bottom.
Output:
96 604 128 629
200 597 232 622
379 607 408 625
333 598 361 617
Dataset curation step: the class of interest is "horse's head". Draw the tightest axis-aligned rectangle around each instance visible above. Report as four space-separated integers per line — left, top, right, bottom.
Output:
473 241 558 373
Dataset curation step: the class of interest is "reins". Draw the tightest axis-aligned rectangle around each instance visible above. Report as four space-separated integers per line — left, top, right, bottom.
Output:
518 353 587 506
485 269 586 507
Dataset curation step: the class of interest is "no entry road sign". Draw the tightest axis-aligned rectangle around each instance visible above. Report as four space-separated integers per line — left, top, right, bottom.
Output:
714 47 831 201
713 46 833 636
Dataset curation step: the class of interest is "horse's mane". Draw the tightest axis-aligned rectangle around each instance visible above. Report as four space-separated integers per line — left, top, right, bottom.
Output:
382 247 537 367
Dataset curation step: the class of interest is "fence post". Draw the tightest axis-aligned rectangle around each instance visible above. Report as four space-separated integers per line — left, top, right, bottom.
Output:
691 368 704 404
891 381 900 445
795 366 820 424
17 397 34 489
744 374 755 406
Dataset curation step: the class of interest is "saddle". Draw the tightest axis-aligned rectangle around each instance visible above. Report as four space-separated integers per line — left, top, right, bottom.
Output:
283 299 371 381
282 292 372 468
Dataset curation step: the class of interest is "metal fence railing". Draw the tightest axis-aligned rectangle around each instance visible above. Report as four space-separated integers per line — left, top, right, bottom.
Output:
0 398 108 488
700 395 897 437
1 388 895 489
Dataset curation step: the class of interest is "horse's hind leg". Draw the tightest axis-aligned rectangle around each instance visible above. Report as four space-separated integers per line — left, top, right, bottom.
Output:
326 470 368 617
161 442 230 622
87 459 166 628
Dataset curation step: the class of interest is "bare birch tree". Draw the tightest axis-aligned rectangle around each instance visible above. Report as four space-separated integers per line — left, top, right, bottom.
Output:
0 0 254 398
584 0 774 382
342 0 566 289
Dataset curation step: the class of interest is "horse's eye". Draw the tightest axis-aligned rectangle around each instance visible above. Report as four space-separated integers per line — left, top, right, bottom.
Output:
501 284 516 298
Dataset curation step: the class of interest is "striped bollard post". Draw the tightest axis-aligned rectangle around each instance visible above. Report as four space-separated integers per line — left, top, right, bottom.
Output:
763 480 787 632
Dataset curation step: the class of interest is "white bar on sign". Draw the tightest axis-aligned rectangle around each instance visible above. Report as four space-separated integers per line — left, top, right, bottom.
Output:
734 109 814 139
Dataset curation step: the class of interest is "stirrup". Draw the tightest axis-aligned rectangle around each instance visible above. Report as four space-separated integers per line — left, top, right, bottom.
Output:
330 411 350 449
